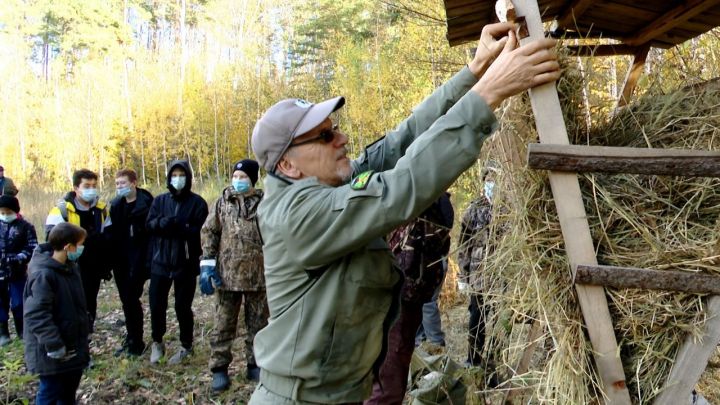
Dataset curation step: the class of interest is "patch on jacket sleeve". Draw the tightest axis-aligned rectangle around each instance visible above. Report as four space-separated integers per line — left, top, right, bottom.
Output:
350 170 374 190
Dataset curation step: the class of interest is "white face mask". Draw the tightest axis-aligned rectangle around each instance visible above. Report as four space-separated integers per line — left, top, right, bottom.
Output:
484 181 495 201
171 176 186 191
0 213 17 223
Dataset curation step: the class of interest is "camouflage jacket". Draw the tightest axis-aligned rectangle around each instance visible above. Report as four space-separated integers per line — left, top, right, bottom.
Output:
201 187 264 291
458 196 493 288
388 194 453 304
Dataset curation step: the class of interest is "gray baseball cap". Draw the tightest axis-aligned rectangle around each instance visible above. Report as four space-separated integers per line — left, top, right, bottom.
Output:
251 96 345 172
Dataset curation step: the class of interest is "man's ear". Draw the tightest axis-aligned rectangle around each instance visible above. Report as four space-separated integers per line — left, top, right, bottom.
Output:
276 155 302 179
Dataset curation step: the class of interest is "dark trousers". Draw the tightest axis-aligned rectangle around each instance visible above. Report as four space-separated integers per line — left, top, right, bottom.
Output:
149 272 196 349
36 369 83 405
365 301 424 405
114 268 147 346
80 268 102 332
0 277 26 336
468 292 490 365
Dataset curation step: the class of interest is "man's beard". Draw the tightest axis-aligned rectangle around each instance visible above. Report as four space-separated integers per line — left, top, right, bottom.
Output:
337 163 353 185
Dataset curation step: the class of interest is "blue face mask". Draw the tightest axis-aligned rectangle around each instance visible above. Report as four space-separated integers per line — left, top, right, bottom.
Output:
116 186 131 198
484 181 495 201
0 213 17 223
232 179 251 193
79 188 98 203
67 245 84 261
171 176 186 191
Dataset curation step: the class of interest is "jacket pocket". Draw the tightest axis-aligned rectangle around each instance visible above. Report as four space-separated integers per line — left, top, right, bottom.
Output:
347 238 398 289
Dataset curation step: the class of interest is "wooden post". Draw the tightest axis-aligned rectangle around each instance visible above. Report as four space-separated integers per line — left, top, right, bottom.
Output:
654 295 720 405
615 44 650 109
510 1 631 403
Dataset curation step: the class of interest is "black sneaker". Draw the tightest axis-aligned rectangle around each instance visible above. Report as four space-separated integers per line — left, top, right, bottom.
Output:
246 365 261 382
127 341 146 357
212 370 230 392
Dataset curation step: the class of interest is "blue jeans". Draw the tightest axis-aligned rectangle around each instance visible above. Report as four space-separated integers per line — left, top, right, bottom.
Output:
36 370 83 405
0 277 26 335
416 260 447 346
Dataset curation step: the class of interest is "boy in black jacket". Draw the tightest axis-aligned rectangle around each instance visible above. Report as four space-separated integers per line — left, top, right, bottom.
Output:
146 160 208 364
110 168 154 357
24 223 89 404
0 195 38 345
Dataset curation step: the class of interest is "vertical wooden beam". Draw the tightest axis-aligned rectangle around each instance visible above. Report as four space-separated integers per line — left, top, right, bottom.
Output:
653 295 720 405
615 45 650 110
504 320 544 405
509 1 631 403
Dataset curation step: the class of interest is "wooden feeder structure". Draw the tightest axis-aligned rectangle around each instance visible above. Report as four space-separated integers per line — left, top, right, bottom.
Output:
442 1 720 404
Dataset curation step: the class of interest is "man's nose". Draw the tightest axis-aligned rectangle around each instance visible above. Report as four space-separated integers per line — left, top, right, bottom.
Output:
334 131 348 147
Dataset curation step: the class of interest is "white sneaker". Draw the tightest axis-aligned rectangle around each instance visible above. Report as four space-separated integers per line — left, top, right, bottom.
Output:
168 347 192 365
150 342 165 364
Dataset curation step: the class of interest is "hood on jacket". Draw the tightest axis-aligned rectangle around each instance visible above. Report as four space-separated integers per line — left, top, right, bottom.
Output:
166 160 193 196
29 243 71 274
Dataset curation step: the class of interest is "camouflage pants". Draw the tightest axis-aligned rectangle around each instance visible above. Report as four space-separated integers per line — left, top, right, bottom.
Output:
209 289 269 372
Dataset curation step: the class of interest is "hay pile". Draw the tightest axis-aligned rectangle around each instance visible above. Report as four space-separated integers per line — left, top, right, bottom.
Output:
477 61 720 403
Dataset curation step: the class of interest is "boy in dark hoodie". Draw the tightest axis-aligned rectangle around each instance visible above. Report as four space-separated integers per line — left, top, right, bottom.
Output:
0 195 38 345
44 169 112 332
146 160 208 364
24 222 89 404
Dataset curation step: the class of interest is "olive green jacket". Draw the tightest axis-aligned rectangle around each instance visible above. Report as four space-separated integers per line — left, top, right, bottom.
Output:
254 67 498 404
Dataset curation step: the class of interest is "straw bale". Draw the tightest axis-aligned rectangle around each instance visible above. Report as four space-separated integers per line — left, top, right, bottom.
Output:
473 58 720 404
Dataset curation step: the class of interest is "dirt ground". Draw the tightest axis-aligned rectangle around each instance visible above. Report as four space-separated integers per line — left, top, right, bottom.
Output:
3 279 720 404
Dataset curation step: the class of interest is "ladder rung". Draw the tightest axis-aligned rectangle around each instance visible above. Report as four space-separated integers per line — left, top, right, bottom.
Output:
527 143 720 177
575 264 720 294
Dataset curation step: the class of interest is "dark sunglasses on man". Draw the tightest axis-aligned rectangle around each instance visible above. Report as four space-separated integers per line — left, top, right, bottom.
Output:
289 125 339 148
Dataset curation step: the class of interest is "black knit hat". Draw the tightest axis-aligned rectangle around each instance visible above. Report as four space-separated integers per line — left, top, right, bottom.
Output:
0 195 19 213
232 159 260 186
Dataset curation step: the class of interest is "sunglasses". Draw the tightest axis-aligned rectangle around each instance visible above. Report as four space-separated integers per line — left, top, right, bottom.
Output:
289 125 339 148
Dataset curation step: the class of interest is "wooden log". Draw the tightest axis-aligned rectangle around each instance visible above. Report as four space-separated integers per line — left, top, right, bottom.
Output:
556 0 594 29
527 143 720 177
510 1 631 403
575 265 720 295
653 295 720 405
504 320 544 405
623 0 720 46
616 44 650 108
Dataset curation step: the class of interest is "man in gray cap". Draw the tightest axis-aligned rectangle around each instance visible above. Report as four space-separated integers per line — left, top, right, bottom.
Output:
249 22 560 404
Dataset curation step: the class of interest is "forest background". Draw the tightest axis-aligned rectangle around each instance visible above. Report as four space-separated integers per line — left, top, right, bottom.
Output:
3 0 720 403
3 0 720 198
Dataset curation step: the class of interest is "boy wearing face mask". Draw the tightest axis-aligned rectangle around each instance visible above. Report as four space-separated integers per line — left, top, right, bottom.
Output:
458 165 500 368
0 196 38 345
200 159 267 391
109 169 154 357
24 222 90 405
45 169 112 332
146 160 208 365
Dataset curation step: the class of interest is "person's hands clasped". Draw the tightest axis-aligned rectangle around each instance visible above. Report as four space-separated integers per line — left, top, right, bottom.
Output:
472 30 561 108
468 22 516 78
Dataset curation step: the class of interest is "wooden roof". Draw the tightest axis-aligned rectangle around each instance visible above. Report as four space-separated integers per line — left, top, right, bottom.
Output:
445 0 720 48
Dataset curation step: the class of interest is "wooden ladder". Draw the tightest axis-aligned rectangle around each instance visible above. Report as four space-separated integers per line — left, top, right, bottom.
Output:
508 1 720 404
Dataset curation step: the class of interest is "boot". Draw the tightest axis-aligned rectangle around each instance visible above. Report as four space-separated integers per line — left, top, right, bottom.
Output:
211 369 230 392
0 322 11 346
246 364 261 382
